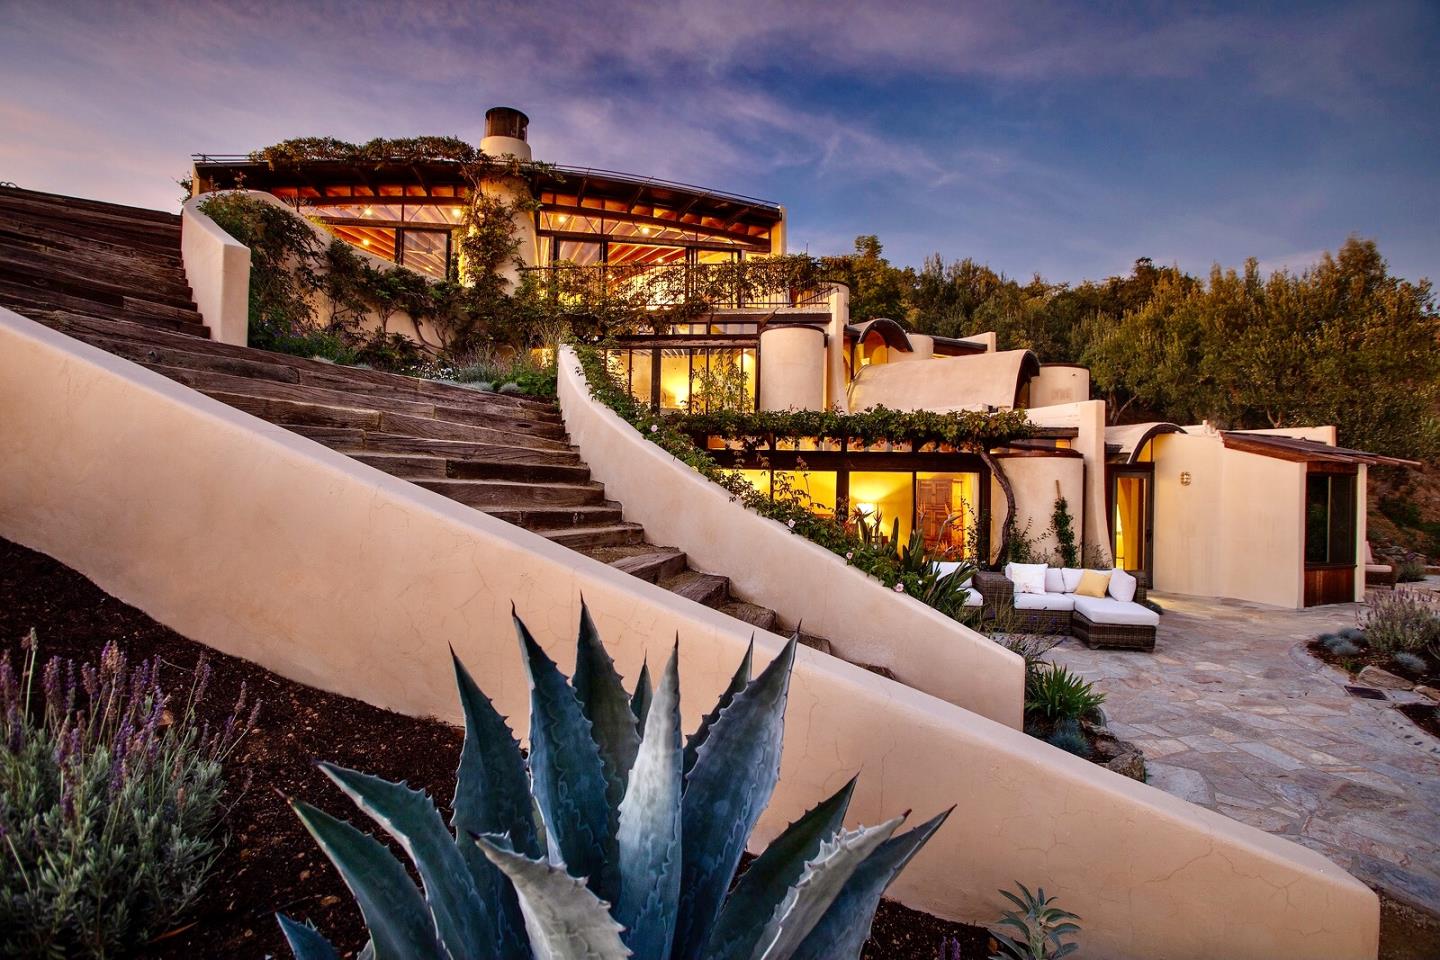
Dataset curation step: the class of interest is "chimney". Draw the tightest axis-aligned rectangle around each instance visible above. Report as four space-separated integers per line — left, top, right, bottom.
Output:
481 106 531 161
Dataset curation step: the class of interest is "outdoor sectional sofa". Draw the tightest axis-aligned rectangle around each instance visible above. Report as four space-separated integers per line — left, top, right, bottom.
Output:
969 564 1160 651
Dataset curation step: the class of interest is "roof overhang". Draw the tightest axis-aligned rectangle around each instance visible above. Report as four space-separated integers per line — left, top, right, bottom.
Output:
1220 432 1420 468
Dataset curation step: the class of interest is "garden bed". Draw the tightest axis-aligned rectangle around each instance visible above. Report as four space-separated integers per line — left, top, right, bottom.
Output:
1307 617 1440 740
0 537 993 959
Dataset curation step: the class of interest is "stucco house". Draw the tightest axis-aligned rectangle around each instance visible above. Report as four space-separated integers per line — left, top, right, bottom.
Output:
190 106 1412 610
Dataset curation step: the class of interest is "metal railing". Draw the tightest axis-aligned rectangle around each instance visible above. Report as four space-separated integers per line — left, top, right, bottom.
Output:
519 260 830 313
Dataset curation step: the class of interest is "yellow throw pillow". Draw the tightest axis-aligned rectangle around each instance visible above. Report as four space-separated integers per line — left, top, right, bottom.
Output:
1074 569 1112 598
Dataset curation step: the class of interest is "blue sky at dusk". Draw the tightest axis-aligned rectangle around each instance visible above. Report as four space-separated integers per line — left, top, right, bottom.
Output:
2 0 1435 285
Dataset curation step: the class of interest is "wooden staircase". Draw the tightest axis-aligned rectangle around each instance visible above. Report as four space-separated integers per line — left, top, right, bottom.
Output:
0 186 789 637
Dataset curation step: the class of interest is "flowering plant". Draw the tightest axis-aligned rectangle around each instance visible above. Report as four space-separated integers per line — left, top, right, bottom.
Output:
0 633 257 958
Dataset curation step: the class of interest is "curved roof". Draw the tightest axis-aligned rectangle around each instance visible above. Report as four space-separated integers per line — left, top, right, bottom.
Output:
847 318 914 352
1105 422 1184 462
849 349 1041 412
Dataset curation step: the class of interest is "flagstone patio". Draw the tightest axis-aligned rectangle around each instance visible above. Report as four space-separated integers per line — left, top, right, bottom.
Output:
1047 592 1440 929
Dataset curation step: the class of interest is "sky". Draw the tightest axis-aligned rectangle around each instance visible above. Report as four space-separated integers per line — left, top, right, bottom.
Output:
2 0 1437 286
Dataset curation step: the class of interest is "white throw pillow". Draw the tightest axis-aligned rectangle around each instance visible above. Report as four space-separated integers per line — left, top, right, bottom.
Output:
1108 567 1138 603
933 561 965 578
1060 568 1085 593
1044 568 1067 593
1009 562 1048 595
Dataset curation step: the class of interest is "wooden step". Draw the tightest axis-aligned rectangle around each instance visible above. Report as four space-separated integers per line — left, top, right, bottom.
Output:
607 547 688 583
541 523 646 549
5 300 209 338
416 479 605 509
658 571 729 608
290 428 583 467
348 449 590 484
82 334 302 384
488 504 625 530
0 186 181 226
718 600 779 633
0 246 194 303
375 411 571 452
350 453 449 479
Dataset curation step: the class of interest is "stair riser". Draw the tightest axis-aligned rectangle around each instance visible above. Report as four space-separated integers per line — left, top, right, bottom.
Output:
286 427 583 466
3 291 208 336
542 525 646 549
420 482 605 509
492 508 625 530
377 412 571 452
615 553 689 583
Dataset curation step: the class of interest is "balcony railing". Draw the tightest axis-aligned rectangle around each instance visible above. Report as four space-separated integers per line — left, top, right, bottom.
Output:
519 260 831 314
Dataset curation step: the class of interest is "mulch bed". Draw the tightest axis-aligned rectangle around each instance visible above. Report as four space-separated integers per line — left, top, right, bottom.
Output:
0 537 993 959
1307 636 1439 739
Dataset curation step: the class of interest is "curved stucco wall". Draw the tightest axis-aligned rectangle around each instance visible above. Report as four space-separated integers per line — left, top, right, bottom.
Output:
180 200 250 346
0 312 1379 960
1030 364 1091 408
559 347 1022 726
758 325 827 411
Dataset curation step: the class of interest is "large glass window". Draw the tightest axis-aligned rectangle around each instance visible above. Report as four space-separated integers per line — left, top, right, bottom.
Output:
848 472 915 544
773 471 838 518
916 472 981 558
1306 471 1357 565
401 230 449 279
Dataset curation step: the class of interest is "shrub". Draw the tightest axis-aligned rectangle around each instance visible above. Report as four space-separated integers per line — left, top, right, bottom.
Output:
1322 636 1362 657
990 883 1081 959
1360 588 1440 654
1397 558 1428 583
1045 720 1090 759
1025 664 1106 730
1392 651 1428 675
0 634 256 958
277 604 950 960
1339 627 1367 644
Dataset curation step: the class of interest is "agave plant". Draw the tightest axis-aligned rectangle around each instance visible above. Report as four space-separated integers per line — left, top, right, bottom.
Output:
989 883 1081 960
277 602 950 959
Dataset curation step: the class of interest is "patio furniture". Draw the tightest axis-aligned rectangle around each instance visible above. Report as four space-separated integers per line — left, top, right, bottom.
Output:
1365 541 1396 588
971 565 1158 651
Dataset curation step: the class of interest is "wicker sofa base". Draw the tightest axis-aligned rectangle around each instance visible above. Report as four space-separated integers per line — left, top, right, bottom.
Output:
1073 613 1156 651
1008 608 1073 635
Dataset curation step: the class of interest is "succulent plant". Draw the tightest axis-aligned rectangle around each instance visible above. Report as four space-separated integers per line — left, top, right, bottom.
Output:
1339 627 1367 644
1044 720 1090 759
277 602 949 960
989 883 1081 959
1392 651 1427 675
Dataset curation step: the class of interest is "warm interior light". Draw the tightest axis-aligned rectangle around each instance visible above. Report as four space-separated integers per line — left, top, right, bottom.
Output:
362 206 373 217
640 226 650 235
854 502 878 517
557 214 569 223
361 238 371 246
451 207 462 218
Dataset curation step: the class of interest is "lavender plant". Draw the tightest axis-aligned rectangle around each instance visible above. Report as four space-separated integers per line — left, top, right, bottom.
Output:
0 632 257 958
1360 588 1440 655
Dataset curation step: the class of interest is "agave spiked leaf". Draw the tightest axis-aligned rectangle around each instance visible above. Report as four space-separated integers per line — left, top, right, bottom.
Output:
276 915 340 960
682 638 753 778
789 807 954 960
450 649 534 957
477 837 631 960
705 776 857 960
291 800 441 960
514 609 617 903
318 763 491 960
749 816 904 960
673 637 796 960
615 644 683 960
574 601 642 815
631 658 653 728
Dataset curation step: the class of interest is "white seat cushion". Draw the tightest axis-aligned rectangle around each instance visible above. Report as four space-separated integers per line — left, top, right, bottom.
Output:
963 587 983 607
1108 568 1138 603
933 561 966 577
1006 562 1049 595
1044 568 1067 593
1015 592 1075 612
1072 595 1159 626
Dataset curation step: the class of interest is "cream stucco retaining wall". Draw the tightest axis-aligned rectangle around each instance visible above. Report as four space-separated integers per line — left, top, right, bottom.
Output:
180 198 251 346
0 311 1379 959
558 346 1023 728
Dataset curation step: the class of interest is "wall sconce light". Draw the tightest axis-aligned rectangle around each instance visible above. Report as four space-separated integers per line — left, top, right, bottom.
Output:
1179 471 1192 486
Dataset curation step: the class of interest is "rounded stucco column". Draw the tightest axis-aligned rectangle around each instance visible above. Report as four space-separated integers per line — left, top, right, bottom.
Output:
759 325 826 411
476 107 539 288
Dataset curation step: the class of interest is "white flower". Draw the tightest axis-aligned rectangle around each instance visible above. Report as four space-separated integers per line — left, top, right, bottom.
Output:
787 519 796 529
650 424 659 433
894 582 905 592
845 551 854 560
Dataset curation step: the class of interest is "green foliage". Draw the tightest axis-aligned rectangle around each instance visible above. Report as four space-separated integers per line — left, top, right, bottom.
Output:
677 404 1034 452
278 604 948 960
1391 651 1428 675
1396 558 1428 583
831 234 1439 462
0 634 256 958
1024 664 1106 730
1360 588 1440 655
990 883 1082 960
1050 495 1078 568
1321 635 1362 657
1045 720 1091 759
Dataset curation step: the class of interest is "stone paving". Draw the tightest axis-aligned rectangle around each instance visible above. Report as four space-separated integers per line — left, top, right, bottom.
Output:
1047 591 1440 918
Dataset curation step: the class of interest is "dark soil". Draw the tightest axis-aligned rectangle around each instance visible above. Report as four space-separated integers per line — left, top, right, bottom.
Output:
0 537 993 959
1398 703 1440 739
